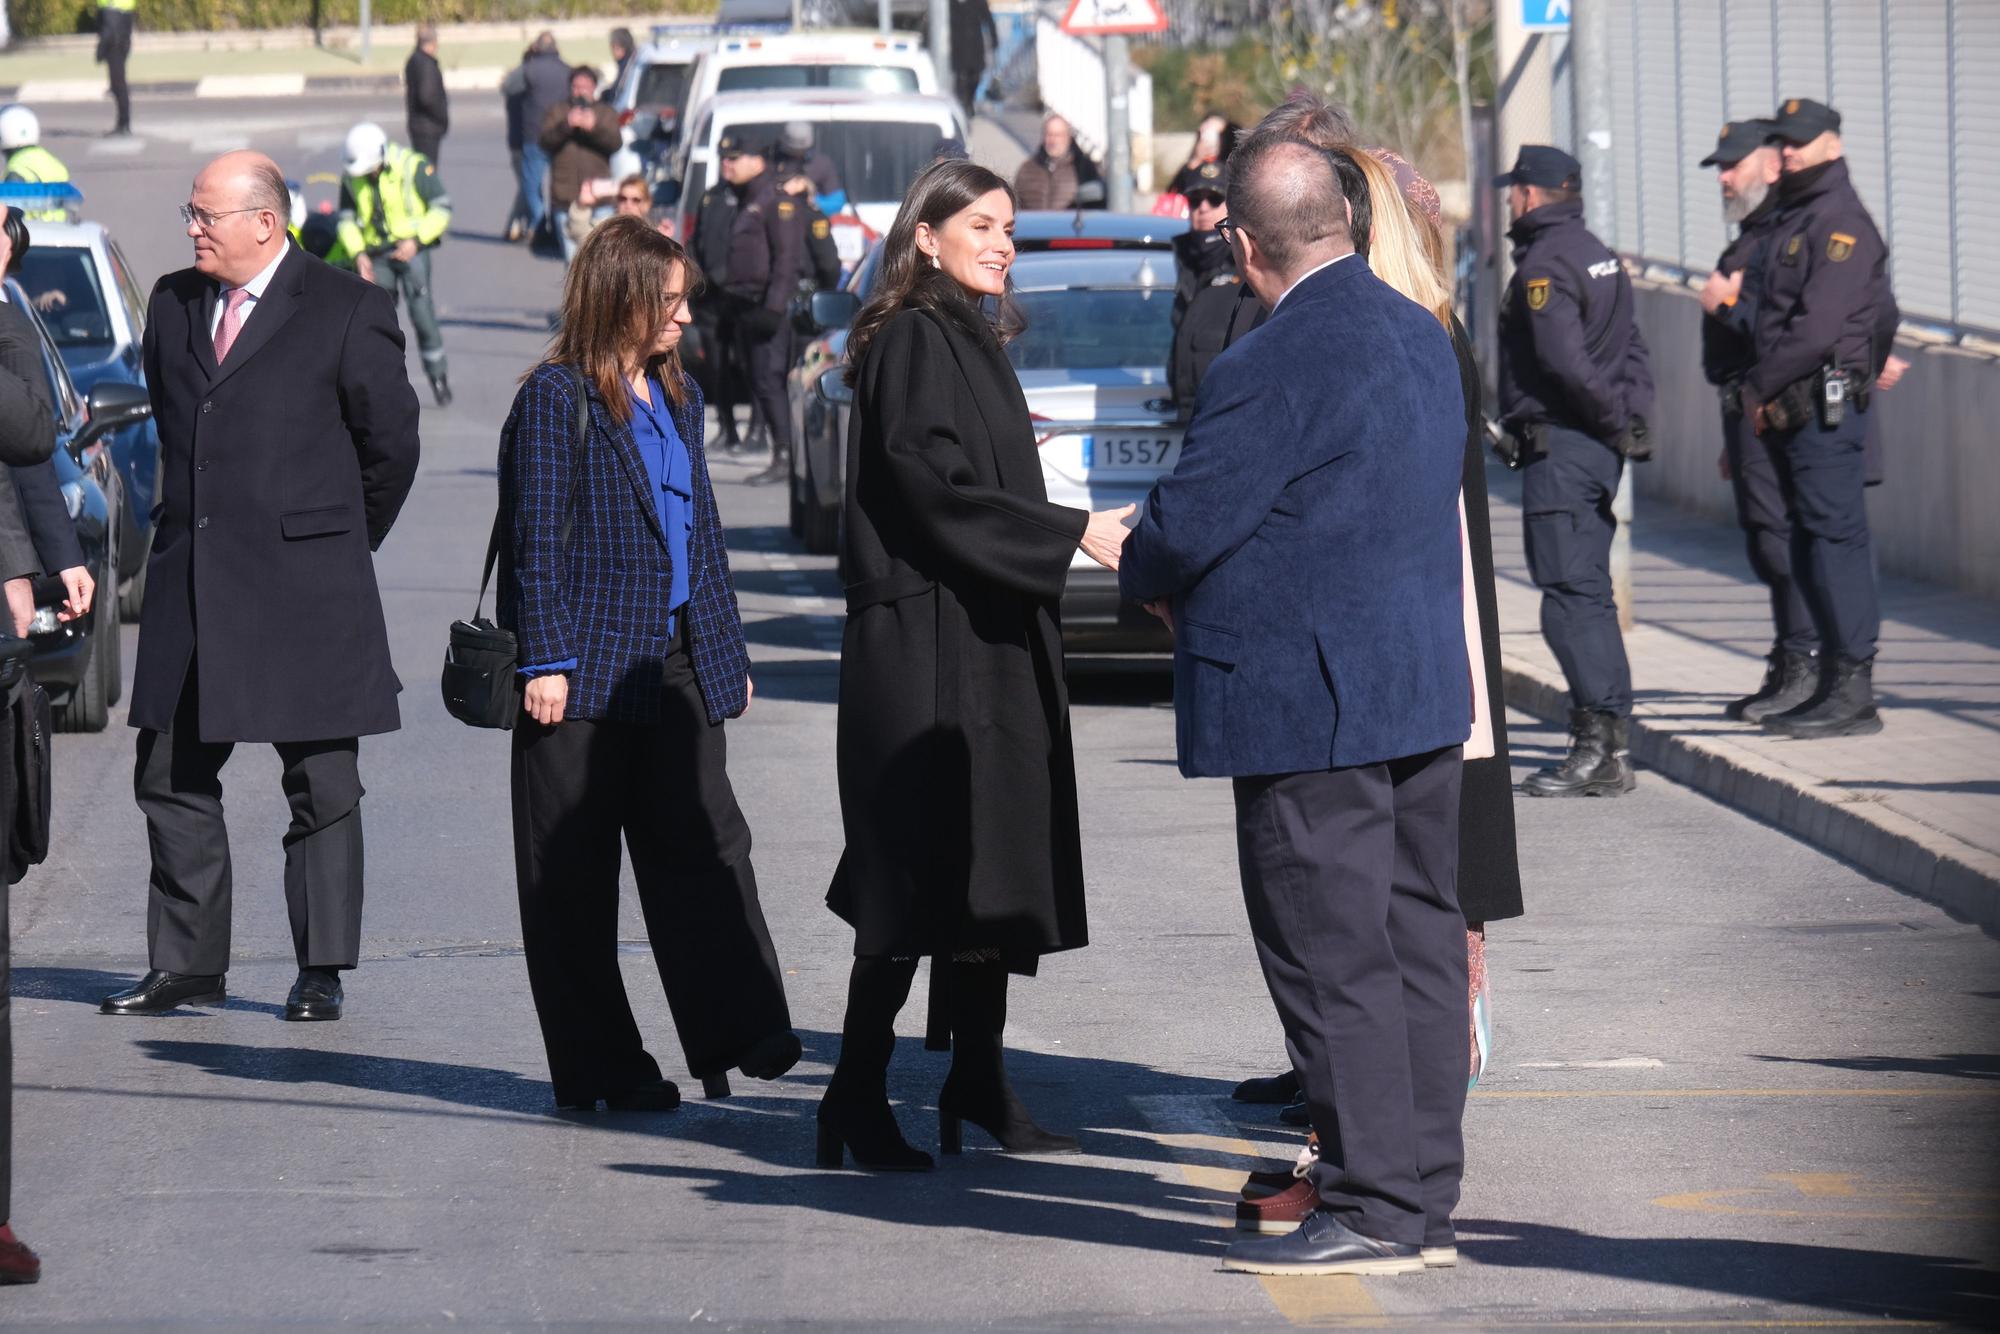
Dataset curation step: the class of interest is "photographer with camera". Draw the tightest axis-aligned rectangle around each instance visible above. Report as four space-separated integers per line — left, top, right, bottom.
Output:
537 64 620 263
1493 145 1654 799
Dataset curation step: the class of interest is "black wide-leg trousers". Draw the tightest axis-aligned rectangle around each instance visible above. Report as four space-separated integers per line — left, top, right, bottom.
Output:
1233 745 1468 1248
510 639 790 1106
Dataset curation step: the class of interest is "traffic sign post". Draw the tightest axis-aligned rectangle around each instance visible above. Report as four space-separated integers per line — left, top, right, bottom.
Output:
1060 0 1165 213
1059 0 1167 37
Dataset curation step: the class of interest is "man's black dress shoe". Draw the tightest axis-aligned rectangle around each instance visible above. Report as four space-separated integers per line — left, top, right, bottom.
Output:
560 1078 682 1113
1233 1069 1301 1104
738 1030 803 1081
100 970 226 1015
1278 1090 1312 1126
284 969 343 1022
1223 1209 1426 1276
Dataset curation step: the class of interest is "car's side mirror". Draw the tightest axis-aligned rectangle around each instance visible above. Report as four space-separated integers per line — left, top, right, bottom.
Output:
814 366 853 407
654 179 683 207
1074 180 1107 207
810 289 861 332
73 379 151 452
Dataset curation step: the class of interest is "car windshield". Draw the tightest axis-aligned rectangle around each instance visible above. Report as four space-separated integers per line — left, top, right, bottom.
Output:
725 119 944 201
16 248 115 358
717 65 919 95
636 61 689 111
1006 289 1176 371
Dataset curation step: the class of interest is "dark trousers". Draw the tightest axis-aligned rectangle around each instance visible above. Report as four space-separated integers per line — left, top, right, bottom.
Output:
695 305 742 442
1521 425 1632 716
1234 746 1467 1248
99 8 133 130
1776 408 1879 663
369 248 446 378
409 124 443 163
1724 409 1817 656
731 310 793 453
134 671 365 976
510 635 790 1105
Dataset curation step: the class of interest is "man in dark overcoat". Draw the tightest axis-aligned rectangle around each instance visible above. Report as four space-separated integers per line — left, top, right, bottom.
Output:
100 151 421 1023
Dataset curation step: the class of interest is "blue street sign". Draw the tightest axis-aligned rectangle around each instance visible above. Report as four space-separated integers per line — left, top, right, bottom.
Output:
1521 0 1572 32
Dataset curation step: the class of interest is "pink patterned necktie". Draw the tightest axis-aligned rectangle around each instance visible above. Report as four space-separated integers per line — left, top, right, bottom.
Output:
213 285 250 363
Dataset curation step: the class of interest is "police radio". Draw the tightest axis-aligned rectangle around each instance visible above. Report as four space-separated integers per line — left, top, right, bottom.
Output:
1821 359 1846 428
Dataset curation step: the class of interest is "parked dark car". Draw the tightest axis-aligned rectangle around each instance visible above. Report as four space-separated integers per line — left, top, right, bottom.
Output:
3 277 149 731
15 219 164 620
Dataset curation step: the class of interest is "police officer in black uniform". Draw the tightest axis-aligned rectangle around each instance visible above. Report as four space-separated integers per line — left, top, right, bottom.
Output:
1494 145 1654 797
692 142 748 450
1168 163 1257 416
718 138 804 487
1739 99 1895 739
1698 119 1822 723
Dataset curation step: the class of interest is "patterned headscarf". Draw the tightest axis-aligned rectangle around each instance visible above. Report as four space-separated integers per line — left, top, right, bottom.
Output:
1366 145 1442 225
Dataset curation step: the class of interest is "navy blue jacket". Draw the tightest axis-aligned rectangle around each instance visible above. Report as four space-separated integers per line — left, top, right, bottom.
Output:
1121 258 1472 778
1746 158 1896 402
1701 196 1781 387
1498 199 1653 438
498 363 750 725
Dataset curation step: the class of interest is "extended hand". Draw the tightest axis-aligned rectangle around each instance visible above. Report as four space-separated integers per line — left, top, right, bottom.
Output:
55 565 94 623
1878 353 1909 391
391 238 420 263
1080 503 1137 571
524 673 568 727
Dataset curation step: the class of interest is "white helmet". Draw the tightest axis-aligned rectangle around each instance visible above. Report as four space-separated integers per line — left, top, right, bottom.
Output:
0 105 41 153
343 122 388 176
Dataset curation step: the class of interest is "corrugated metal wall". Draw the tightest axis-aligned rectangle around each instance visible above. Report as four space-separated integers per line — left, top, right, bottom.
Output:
1600 0 1999 336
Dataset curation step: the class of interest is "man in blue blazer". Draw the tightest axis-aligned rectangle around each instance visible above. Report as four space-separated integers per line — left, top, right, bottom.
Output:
1121 136 1473 1276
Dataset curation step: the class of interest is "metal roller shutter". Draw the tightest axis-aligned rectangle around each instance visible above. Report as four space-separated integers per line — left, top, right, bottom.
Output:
1826 0 1889 242
1884 0 1954 322
1679 0 1731 269
1772 0 1832 101
1635 0 1686 263
1609 0 1644 255
1951 0 2000 331
1722 0 1776 118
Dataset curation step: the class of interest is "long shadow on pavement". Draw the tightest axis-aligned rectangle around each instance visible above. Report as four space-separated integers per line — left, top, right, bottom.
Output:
14 966 287 1019
1457 1217 2000 1325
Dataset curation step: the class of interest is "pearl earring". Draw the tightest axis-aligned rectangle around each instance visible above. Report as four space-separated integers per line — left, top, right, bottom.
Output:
929 253 941 269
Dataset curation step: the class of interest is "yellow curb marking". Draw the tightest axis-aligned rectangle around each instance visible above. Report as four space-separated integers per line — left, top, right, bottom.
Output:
1655 1172 2000 1221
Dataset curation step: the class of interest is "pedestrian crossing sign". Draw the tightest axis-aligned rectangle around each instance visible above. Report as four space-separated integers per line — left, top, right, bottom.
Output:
1521 0 1572 32
1060 0 1168 37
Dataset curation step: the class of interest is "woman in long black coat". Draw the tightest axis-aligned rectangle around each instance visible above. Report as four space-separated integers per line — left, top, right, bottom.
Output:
819 160 1133 1172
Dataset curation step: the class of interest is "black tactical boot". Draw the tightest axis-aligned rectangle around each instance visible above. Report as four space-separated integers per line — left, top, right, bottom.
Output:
1730 649 1819 723
1521 709 1636 798
429 373 453 408
1762 656 1883 739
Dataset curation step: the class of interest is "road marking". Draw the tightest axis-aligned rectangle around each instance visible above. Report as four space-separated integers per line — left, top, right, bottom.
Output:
1655 1172 1999 1220
1518 1057 1665 1069
1471 1087 2000 1099
1131 1094 1383 1326
15 79 104 103
196 73 307 99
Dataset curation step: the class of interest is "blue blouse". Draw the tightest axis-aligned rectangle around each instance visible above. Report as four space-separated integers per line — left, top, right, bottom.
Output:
520 374 693 677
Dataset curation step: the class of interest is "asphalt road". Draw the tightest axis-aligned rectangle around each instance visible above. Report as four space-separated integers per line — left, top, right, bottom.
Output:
5 93 1998 1331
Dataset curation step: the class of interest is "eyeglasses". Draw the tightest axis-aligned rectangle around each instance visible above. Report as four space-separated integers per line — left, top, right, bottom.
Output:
179 203 265 232
1215 215 1241 246
1187 192 1225 209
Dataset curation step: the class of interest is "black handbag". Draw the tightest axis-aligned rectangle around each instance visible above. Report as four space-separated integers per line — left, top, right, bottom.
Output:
441 367 588 730
1 638 49 883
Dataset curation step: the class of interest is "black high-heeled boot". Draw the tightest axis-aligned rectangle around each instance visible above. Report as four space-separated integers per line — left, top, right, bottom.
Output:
816 957 934 1172
937 960 1080 1156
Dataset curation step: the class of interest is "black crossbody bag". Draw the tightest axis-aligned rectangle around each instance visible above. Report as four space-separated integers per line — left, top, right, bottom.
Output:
441 368 588 730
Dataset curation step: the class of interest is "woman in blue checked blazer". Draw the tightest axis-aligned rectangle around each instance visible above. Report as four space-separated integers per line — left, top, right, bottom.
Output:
497 216 799 1113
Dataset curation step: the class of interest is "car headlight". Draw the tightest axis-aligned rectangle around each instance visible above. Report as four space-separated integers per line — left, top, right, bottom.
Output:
60 479 85 519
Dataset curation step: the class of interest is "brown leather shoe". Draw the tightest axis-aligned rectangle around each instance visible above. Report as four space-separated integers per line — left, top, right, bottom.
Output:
1235 1177 1316 1234
0 1223 41 1284
1241 1165 1303 1200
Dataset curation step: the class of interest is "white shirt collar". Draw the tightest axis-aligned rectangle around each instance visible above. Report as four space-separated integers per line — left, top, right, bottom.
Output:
222 245 287 304
1270 251 1356 314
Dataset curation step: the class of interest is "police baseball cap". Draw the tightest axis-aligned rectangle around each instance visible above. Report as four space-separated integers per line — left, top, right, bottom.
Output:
1700 118 1776 168
717 132 762 159
1184 158 1228 202
1768 97 1841 145
1492 144 1580 191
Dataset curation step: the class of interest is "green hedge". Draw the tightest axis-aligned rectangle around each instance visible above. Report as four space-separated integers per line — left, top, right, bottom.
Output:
10 0 713 38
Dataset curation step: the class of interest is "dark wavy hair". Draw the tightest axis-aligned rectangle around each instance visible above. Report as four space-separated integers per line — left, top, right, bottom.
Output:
845 159 1022 384
1 207 29 277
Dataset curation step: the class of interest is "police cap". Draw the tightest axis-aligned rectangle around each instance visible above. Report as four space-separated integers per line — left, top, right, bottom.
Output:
1185 157 1228 204
1492 144 1581 191
717 132 763 160
1699 118 1776 168
1768 97 1841 145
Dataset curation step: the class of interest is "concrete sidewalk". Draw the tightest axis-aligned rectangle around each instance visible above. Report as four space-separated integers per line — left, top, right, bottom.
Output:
1487 460 2000 931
